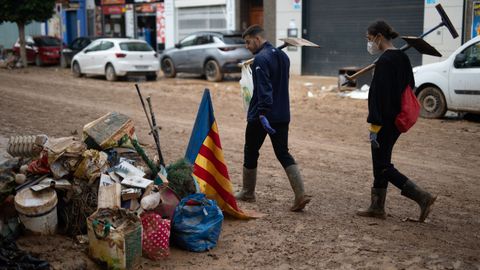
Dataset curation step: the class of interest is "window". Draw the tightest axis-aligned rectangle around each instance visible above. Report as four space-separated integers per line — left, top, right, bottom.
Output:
196 35 212 45
180 35 197 47
100 41 114 50
70 39 81 50
80 39 92 50
222 35 245 45
86 40 102 52
460 42 480 68
34 37 61 47
119 42 153 51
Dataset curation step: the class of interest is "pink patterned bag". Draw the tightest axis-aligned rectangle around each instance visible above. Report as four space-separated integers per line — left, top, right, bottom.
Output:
141 212 171 260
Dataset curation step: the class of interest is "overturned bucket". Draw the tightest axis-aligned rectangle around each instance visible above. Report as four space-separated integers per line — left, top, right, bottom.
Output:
14 188 58 235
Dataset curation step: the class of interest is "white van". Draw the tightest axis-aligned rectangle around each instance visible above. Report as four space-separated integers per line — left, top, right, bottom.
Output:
413 36 480 118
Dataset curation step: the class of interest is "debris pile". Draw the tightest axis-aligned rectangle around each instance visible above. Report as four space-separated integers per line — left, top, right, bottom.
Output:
0 111 211 269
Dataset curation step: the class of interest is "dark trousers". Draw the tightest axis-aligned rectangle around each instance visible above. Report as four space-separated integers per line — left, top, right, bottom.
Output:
244 120 296 169
372 124 409 189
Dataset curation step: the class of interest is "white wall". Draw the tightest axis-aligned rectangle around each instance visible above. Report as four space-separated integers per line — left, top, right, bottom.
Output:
422 0 463 65
276 0 302 75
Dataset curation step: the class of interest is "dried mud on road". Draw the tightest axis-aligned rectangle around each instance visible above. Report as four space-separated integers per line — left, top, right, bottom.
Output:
0 67 479 270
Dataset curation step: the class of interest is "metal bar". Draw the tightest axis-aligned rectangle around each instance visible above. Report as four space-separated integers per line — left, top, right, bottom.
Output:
146 96 165 167
135 84 163 168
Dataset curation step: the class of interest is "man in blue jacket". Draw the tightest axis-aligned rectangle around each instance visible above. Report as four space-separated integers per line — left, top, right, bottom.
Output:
235 25 311 211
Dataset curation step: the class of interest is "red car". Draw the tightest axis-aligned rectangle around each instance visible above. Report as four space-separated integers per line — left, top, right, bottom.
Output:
13 36 62 66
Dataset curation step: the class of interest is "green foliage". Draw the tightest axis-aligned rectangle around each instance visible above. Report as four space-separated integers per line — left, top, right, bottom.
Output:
166 158 197 199
0 0 56 25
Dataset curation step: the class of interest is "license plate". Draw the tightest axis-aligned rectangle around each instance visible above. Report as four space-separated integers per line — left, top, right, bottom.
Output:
135 65 148 69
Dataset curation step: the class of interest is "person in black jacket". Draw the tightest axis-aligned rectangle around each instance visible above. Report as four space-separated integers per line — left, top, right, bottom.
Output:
235 25 311 212
356 21 437 222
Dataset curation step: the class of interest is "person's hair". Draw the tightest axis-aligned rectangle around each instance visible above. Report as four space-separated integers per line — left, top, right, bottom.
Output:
367 20 399 40
242 25 265 39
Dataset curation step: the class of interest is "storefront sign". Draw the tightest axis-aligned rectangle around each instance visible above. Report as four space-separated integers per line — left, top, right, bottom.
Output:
156 3 165 44
473 1 480 38
102 0 125 5
136 3 156 13
102 5 125 14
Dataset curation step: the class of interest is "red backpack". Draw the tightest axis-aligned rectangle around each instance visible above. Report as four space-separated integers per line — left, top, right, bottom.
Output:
395 85 420 133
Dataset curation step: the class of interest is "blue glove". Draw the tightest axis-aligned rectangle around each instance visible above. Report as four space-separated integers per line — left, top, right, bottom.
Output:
369 132 380 149
259 115 276 135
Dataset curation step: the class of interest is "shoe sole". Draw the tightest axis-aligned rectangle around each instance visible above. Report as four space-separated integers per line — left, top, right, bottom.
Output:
356 211 387 219
290 197 311 212
419 195 437 222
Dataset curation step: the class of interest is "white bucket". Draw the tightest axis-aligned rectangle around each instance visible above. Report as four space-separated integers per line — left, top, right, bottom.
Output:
14 188 58 235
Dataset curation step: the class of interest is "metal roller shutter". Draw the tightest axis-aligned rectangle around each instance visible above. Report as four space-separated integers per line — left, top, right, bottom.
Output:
176 5 227 40
302 0 424 76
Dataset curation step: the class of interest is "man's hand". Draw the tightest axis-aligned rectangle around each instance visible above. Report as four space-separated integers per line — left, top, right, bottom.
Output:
259 115 276 135
369 124 381 149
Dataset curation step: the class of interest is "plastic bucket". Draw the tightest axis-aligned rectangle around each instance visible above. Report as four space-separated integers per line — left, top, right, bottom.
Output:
14 188 58 235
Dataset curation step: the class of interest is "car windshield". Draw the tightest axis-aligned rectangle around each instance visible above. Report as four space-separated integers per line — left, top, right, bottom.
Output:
34 37 61 47
120 42 152 51
222 35 244 45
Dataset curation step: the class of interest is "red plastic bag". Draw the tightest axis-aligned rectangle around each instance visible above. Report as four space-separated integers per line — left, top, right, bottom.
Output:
141 212 171 260
395 85 420 133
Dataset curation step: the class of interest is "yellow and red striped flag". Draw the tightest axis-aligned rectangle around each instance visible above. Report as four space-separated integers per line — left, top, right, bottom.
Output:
185 89 252 219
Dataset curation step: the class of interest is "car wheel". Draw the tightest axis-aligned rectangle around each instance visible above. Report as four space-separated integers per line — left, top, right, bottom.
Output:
146 74 158 81
161 57 176 78
417 86 447 119
105 64 117 81
35 55 43 66
60 54 68 68
204 60 222 82
72 61 82 77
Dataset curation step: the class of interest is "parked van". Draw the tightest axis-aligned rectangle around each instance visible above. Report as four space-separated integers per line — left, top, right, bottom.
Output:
413 36 480 118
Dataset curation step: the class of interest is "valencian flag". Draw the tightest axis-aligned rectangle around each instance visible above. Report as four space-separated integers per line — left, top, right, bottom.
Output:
185 89 252 219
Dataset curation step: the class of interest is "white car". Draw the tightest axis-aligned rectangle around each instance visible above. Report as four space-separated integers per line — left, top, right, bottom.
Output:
71 38 159 81
413 36 480 118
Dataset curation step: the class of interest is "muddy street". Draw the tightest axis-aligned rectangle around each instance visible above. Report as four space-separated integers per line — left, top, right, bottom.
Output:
1 67 479 270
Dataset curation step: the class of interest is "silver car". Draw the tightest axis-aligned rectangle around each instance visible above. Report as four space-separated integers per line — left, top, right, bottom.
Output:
160 32 252 82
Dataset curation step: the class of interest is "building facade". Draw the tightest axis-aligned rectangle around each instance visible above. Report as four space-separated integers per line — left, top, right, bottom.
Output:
1 0 475 76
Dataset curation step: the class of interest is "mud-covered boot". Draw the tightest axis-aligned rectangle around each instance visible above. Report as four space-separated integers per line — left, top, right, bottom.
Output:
285 164 311 212
356 188 387 219
235 167 257 202
401 180 437 222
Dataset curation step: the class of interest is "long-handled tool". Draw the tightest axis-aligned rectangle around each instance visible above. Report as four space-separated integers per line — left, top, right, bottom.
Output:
134 84 163 167
240 37 320 66
146 96 165 167
344 3 458 83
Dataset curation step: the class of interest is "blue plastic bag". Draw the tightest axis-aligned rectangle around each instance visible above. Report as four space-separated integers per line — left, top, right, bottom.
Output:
171 193 224 252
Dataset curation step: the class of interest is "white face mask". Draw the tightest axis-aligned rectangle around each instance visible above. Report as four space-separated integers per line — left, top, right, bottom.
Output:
367 38 381 55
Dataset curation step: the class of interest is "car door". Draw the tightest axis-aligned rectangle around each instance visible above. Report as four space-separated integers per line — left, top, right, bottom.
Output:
91 41 115 74
78 40 102 74
174 34 198 71
186 34 214 73
448 40 480 110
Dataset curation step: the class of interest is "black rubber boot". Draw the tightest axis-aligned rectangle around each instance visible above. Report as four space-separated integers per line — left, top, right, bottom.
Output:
235 167 257 202
401 180 437 222
356 188 387 219
285 164 311 212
